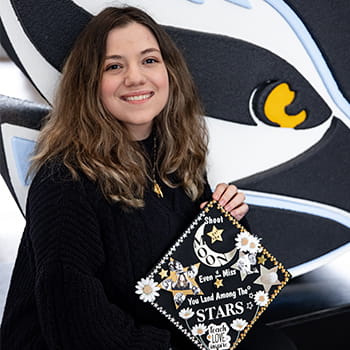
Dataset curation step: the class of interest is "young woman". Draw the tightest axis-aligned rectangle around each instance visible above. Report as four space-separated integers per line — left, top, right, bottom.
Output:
0 6 295 350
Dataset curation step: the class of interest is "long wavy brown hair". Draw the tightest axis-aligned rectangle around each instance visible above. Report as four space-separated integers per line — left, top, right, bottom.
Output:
30 6 208 208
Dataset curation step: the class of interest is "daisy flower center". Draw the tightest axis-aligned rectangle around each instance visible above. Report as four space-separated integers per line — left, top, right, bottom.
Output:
143 285 153 295
241 238 249 246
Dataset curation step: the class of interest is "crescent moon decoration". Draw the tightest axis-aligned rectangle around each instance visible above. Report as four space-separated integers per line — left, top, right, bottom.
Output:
193 223 237 267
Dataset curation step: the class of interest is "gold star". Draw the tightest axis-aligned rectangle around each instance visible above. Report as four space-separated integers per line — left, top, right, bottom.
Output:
207 225 224 244
158 259 203 309
214 278 223 289
159 269 168 279
257 255 267 265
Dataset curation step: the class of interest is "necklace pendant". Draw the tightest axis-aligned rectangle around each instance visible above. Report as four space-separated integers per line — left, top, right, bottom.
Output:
153 182 164 198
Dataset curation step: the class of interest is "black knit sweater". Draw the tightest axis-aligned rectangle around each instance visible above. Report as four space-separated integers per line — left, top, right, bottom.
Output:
0 140 214 349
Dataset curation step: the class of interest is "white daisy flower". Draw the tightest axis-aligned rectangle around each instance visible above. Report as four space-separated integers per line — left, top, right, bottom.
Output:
179 307 195 320
135 277 160 303
191 324 207 337
235 231 252 251
254 290 269 306
231 318 248 332
246 235 261 254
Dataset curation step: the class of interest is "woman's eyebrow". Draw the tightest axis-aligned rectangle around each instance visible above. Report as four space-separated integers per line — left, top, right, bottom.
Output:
105 54 123 60
105 48 160 60
140 48 161 55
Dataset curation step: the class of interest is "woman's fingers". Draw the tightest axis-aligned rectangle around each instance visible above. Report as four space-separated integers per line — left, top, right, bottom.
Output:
212 183 237 203
200 201 208 209
212 183 249 220
222 191 245 212
230 202 249 221
200 183 249 220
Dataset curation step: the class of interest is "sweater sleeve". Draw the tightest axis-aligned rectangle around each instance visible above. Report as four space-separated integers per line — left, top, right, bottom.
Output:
27 165 170 350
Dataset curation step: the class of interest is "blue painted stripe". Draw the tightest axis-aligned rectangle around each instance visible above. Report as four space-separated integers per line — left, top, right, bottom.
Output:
288 242 350 277
11 136 36 186
187 0 205 4
225 0 252 9
186 0 252 8
244 190 350 229
264 0 350 119
243 189 350 276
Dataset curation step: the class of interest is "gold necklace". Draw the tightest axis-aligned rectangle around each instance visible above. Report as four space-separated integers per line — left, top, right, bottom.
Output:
152 135 163 198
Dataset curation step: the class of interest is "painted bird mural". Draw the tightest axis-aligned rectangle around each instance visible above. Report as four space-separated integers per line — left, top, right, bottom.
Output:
0 0 349 281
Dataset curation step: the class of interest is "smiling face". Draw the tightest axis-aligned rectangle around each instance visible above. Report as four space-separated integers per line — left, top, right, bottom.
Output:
100 22 169 140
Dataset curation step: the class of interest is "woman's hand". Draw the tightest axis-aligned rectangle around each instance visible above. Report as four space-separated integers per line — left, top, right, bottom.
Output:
200 183 248 220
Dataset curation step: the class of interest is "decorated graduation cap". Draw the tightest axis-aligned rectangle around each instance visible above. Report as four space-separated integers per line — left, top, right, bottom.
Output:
136 201 291 349
0 0 350 277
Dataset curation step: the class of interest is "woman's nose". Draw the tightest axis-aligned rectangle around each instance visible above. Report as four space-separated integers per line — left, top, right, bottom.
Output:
124 64 145 86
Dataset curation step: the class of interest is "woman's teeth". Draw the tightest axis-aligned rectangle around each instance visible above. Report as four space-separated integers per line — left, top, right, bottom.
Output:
125 93 152 101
